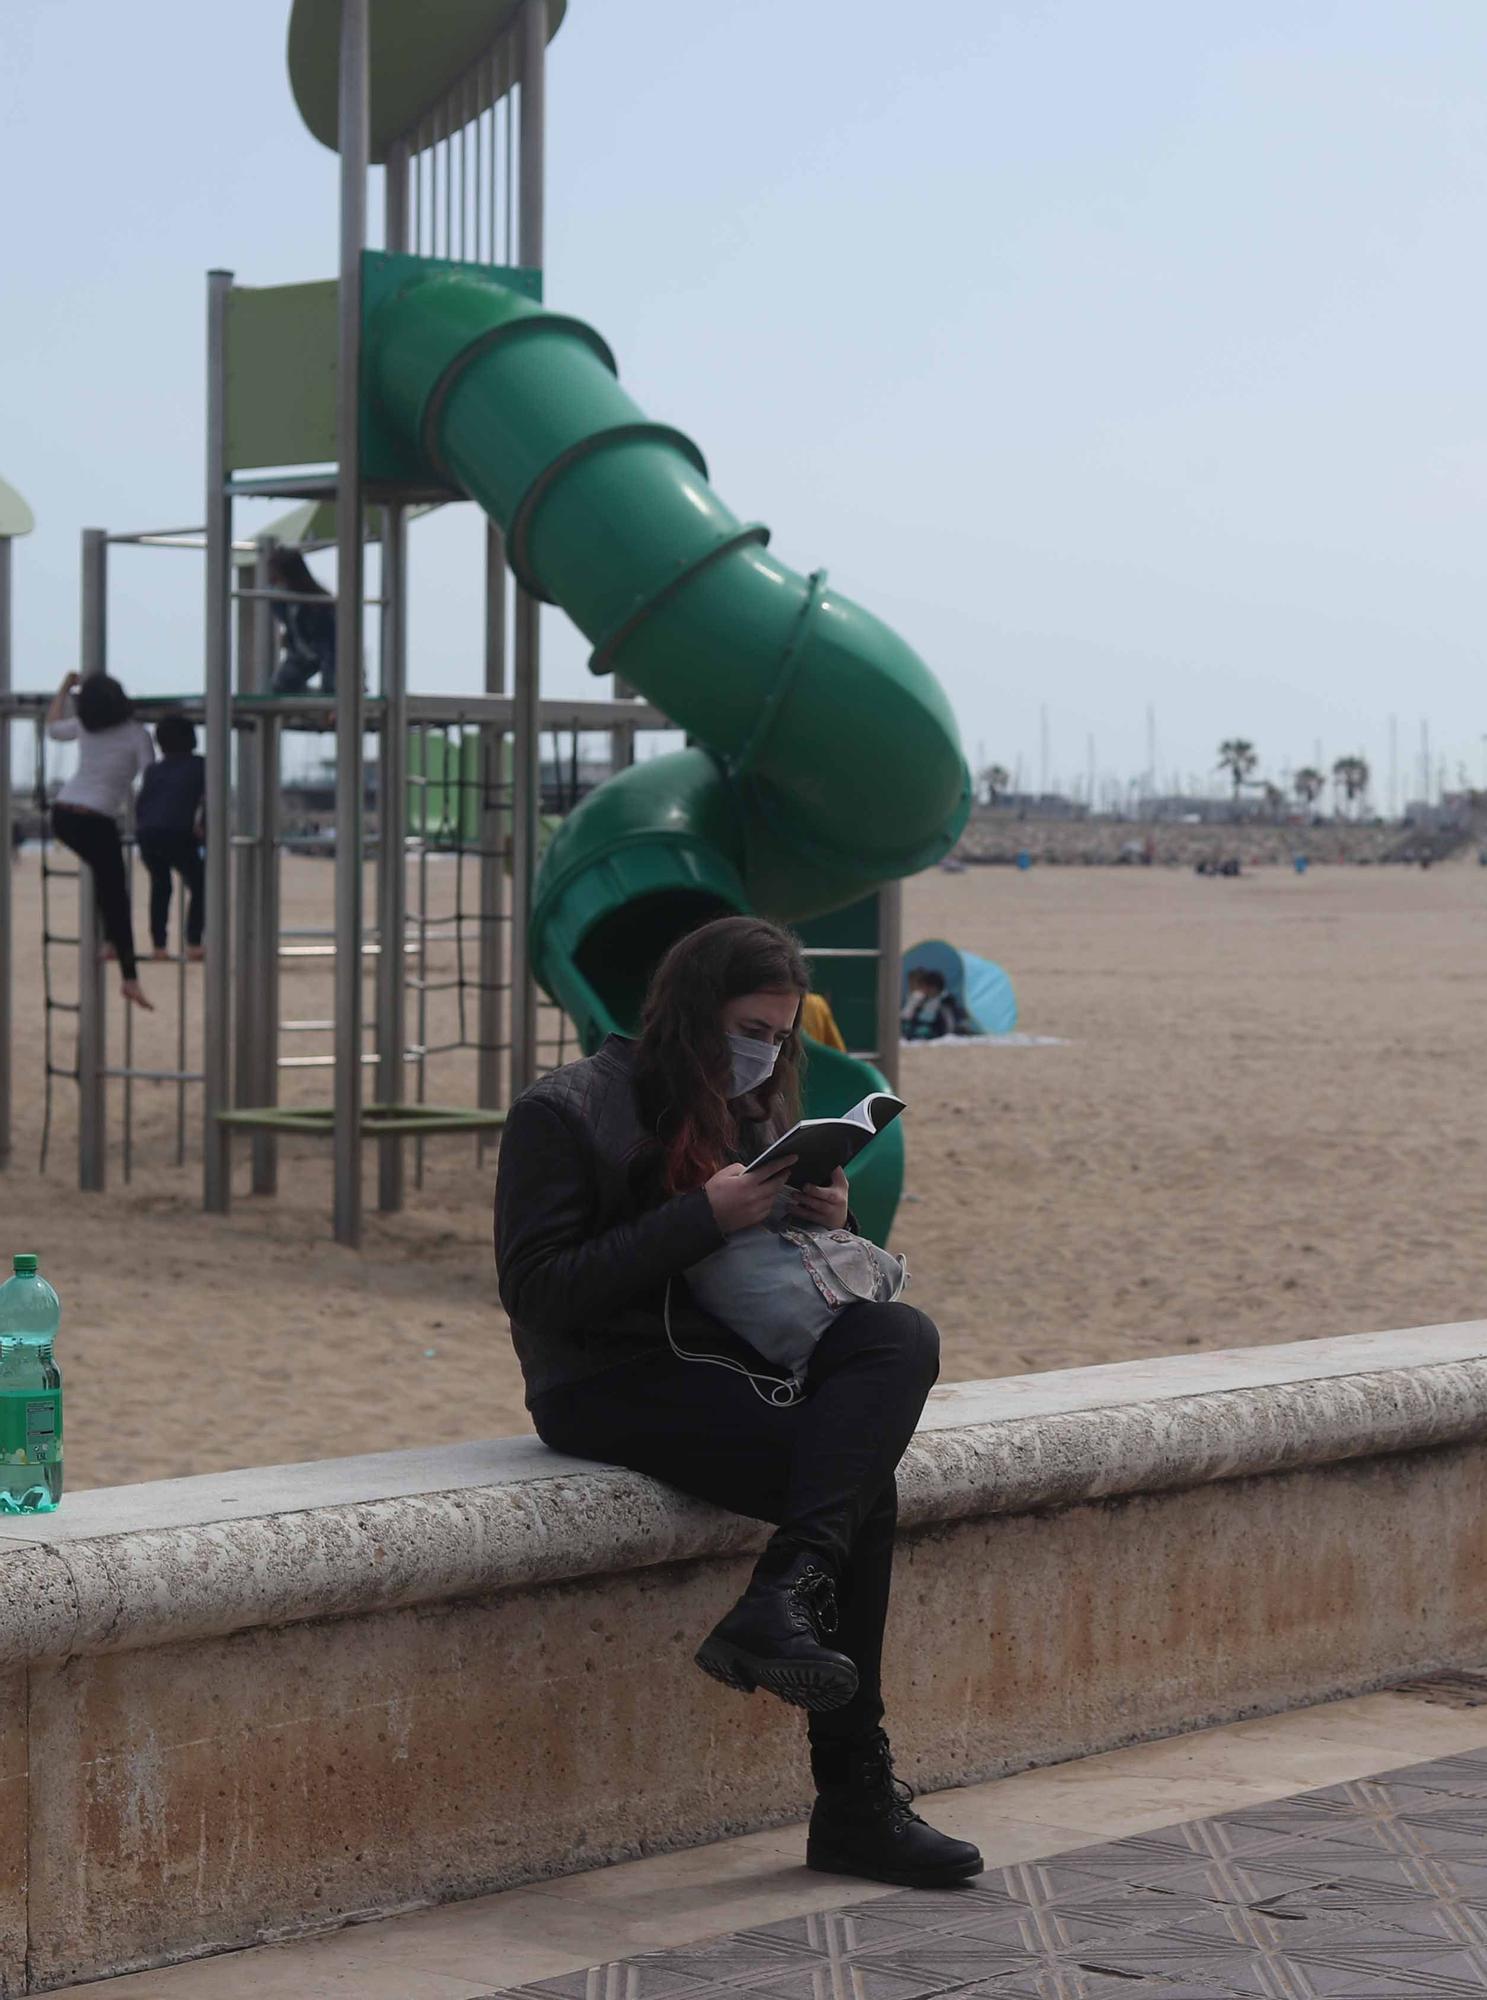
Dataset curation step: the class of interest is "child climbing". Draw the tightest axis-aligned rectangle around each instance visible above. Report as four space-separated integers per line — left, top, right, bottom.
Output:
267 546 337 694
45 671 154 1010
135 715 206 961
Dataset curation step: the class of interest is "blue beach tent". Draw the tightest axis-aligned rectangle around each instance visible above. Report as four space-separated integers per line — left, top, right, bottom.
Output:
902 939 1018 1037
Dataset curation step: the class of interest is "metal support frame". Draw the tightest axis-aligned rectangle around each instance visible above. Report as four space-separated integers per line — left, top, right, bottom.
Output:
203 274 234 1213
875 878 903 1093
478 522 507 1119
376 138 411 1212
249 544 280 1192
610 676 638 774
333 0 371 1246
0 538 11 1168
77 528 108 1192
376 502 408 1210
232 558 259 1149
509 0 546 1096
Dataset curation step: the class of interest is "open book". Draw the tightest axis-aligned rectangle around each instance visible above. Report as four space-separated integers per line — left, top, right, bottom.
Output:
745 1091 906 1189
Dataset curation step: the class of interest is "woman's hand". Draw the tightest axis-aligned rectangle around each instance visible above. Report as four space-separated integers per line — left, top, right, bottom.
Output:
61 671 80 691
705 1158 796 1235
789 1167 850 1231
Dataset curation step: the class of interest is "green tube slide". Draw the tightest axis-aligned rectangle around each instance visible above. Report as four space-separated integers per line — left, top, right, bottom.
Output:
366 264 971 1239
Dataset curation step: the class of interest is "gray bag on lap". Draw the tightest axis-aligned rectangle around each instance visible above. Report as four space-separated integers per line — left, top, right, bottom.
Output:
685 1220 907 1384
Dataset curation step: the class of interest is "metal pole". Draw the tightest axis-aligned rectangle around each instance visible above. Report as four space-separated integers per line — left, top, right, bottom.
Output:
610 675 637 774
232 560 258 1146
203 274 234 1213
385 137 409 254
509 0 546 1091
77 528 108 1192
875 879 902 1094
518 0 546 261
333 0 370 1246
0 538 11 1169
376 143 411 1212
479 524 507 1115
377 504 408 1210
246 538 279 1192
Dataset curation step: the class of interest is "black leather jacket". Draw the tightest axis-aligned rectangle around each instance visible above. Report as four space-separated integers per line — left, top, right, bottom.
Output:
494 1036 795 1408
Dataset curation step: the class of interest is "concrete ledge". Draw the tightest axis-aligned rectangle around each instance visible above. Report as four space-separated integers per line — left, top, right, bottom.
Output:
2 1321 1485 1668
5 1322 1487 1990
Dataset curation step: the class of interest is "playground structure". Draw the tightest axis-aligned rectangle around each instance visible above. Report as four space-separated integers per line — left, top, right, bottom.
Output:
0 0 970 1247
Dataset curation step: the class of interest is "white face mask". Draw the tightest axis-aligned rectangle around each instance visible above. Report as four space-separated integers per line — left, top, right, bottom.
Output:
726 1030 780 1101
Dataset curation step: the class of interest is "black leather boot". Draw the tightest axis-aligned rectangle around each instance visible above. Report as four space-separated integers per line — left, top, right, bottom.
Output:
807 1731 983 1887
695 1550 859 1713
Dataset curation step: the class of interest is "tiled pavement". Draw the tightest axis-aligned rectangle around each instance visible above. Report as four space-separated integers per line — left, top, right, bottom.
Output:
491 1749 1487 1999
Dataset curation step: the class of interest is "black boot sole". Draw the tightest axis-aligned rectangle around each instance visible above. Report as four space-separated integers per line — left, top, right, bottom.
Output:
694 1636 859 1713
805 1844 984 1888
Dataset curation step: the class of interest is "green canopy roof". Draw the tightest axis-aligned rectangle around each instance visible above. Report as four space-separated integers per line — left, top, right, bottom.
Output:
0 477 34 540
287 0 566 164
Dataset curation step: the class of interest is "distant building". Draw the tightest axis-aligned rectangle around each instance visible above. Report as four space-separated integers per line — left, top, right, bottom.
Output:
978 792 1088 820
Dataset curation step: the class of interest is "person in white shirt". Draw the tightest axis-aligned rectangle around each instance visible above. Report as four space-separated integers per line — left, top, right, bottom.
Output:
45 672 155 1010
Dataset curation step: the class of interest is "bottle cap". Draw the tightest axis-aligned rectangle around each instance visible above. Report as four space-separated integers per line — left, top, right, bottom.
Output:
12 1255 37 1276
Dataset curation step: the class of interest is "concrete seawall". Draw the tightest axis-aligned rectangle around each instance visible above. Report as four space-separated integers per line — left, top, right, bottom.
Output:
3 1323 1487 1989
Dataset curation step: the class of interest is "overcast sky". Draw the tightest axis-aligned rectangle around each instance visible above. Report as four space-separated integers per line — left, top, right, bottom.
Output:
4 0 1484 806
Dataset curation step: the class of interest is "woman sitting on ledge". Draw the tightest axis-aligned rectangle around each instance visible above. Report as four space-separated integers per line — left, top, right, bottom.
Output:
494 915 981 1890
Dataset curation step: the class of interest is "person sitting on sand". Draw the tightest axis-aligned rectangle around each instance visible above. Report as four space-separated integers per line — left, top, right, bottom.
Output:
900 968 960 1041
135 715 206 962
44 670 154 1010
495 915 981 1890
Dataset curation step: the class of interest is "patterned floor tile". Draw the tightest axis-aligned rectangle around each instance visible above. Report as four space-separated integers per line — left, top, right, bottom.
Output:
953 1974 1242 1999
504 1748 1487 2000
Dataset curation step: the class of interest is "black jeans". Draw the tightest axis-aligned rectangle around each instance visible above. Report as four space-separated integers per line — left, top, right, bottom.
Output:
530 1299 939 1746
137 830 204 949
51 806 137 980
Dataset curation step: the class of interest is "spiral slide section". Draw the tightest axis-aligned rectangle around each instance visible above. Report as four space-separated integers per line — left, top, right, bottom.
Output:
368 265 970 1231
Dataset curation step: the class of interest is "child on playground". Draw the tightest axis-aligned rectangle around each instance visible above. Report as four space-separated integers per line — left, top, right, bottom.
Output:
135 716 206 961
267 546 337 695
45 671 154 1010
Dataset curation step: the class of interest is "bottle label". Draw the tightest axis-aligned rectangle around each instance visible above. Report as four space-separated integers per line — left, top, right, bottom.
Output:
0 1393 62 1466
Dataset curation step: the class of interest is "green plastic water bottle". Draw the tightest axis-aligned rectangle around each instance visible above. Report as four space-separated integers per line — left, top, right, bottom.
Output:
0 1255 63 1512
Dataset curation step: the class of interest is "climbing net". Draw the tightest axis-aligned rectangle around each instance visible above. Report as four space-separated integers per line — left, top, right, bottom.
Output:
26 705 583 1185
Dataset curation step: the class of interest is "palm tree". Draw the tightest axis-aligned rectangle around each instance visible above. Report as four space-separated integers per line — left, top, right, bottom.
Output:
1262 781 1285 821
1294 766 1325 809
1332 755 1370 818
1217 739 1258 802
979 762 1011 806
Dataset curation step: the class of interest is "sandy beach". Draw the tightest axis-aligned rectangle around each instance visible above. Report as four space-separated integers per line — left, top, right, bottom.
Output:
2 853 1484 1492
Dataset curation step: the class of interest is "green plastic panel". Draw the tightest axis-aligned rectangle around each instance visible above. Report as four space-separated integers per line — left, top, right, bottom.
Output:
796 894 882 1057
226 281 339 473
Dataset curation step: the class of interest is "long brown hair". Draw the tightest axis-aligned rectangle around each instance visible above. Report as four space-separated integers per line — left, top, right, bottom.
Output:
633 916 809 1194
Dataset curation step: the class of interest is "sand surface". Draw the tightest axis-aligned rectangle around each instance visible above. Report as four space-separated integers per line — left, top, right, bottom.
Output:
2 853 1485 1492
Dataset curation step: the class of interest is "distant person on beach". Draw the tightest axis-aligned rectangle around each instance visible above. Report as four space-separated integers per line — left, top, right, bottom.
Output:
267 547 336 695
135 716 206 961
495 916 981 1890
900 968 960 1041
44 670 154 1009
